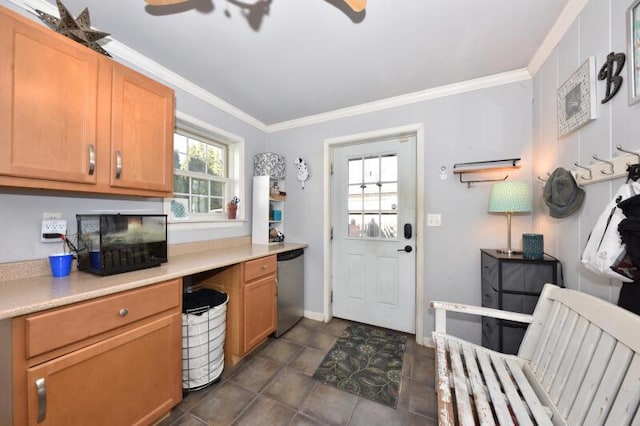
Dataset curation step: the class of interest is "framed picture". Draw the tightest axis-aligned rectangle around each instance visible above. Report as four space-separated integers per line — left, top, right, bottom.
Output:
557 57 597 137
169 198 190 221
628 0 640 105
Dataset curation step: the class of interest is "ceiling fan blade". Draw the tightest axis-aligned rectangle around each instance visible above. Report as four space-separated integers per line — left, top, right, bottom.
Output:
145 0 189 5
344 0 366 12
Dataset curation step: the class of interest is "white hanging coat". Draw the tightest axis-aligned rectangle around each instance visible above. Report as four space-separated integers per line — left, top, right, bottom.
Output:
581 181 640 282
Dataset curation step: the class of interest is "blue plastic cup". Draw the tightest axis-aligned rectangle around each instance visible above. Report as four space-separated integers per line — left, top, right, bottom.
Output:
49 253 73 278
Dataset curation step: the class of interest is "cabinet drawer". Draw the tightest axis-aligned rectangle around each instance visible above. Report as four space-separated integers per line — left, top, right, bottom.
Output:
244 255 276 282
502 292 539 314
482 318 499 351
24 279 181 358
501 322 527 355
481 253 499 286
482 281 498 309
501 262 554 293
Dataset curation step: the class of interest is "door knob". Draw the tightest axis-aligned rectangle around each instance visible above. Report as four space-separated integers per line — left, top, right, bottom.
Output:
398 245 413 253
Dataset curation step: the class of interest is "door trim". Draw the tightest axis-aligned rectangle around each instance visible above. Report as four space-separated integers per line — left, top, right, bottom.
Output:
323 123 425 345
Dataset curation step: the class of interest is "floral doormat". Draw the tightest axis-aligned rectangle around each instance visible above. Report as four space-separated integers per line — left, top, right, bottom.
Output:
312 323 407 408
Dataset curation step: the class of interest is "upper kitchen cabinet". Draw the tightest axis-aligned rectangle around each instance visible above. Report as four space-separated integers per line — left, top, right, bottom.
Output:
109 64 174 194
0 6 175 197
0 9 100 186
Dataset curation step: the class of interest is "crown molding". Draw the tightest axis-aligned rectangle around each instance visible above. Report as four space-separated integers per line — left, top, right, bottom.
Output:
105 41 268 131
527 0 589 76
266 69 532 133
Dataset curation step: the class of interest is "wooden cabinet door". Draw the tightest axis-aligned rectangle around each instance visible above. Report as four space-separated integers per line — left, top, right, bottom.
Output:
0 11 99 185
110 64 174 194
25 314 181 426
242 275 276 353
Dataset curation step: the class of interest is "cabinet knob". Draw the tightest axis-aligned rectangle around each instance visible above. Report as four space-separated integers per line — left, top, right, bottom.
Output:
262 265 267 269
119 308 128 317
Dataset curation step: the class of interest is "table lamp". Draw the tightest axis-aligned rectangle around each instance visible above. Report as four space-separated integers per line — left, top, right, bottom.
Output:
488 181 532 255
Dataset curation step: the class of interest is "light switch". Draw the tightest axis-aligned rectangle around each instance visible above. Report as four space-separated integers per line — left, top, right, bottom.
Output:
427 214 442 227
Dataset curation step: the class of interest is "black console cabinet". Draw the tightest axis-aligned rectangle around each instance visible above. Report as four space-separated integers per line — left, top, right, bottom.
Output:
481 249 560 355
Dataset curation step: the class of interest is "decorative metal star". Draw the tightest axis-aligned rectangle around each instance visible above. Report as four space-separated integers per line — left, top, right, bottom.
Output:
35 0 111 57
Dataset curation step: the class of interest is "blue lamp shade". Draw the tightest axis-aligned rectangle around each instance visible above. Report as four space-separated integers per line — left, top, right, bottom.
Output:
488 181 532 213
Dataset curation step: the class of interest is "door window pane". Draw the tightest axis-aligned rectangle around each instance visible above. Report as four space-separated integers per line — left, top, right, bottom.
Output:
346 153 399 240
348 191 364 211
380 214 397 239
380 183 398 211
363 157 379 183
380 155 397 182
363 214 380 238
348 159 363 184
348 214 363 238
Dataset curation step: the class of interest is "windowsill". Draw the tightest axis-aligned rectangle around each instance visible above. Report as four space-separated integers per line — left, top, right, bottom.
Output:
168 219 247 230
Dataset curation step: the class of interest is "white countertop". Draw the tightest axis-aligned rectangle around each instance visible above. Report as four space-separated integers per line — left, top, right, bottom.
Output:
0 243 307 320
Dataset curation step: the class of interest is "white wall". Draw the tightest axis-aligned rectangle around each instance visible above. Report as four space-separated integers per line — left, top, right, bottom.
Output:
531 0 640 303
267 81 533 343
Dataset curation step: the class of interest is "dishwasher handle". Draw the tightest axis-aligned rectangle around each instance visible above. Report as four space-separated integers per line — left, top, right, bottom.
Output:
277 248 304 262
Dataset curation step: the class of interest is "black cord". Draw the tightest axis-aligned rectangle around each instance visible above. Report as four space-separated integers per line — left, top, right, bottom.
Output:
543 251 565 288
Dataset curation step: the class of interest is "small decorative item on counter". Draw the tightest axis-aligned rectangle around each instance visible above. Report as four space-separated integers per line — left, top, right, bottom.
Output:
522 234 544 260
227 196 240 220
271 181 280 195
269 227 285 243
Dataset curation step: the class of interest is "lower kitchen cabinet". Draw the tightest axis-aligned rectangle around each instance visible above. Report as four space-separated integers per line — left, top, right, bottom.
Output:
11 279 182 426
197 255 277 366
243 274 277 351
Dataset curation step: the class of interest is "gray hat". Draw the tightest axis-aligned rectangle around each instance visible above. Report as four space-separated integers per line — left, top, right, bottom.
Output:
543 167 585 218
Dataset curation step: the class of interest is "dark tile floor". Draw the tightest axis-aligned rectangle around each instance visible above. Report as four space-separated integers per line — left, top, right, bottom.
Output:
159 318 438 426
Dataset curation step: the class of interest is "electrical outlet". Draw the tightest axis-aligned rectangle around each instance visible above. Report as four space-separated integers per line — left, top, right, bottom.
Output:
43 212 62 220
41 219 67 243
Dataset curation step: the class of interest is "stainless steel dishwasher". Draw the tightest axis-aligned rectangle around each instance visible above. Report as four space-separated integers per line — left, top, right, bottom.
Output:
275 248 304 337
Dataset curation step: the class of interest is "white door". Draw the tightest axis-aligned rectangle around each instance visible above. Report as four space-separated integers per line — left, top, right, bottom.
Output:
331 135 416 333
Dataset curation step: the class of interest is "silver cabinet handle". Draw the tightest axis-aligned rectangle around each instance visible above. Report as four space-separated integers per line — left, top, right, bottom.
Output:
36 378 46 423
119 308 128 317
88 144 96 175
115 150 122 179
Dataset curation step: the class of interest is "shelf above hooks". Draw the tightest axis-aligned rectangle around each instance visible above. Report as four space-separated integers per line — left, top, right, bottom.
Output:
453 158 521 187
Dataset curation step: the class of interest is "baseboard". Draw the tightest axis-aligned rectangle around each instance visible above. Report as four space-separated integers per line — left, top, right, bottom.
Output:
303 310 325 322
422 336 435 348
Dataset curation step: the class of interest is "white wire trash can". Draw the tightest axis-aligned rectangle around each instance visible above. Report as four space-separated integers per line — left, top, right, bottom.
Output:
182 288 228 391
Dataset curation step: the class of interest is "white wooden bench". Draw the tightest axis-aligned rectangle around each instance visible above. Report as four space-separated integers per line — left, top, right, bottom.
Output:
430 283 640 426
